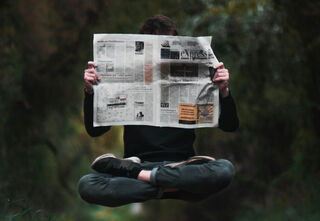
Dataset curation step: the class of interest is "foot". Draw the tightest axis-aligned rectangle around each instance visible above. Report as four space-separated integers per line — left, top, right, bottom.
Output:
91 153 142 178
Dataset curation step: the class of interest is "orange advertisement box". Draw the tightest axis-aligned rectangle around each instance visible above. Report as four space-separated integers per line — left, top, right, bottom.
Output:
179 104 197 124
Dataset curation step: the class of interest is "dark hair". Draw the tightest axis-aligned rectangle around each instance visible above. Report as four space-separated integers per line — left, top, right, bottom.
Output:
139 14 178 35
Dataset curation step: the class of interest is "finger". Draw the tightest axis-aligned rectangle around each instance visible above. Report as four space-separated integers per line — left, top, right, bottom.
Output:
85 75 99 84
84 73 98 80
91 68 99 75
85 73 98 79
85 70 100 81
214 62 224 69
216 68 228 74
214 69 229 78
84 76 95 83
86 71 100 81
84 74 96 80
214 71 228 77
88 61 97 69
84 70 100 81
214 76 229 82
213 72 229 81
85 69 97 74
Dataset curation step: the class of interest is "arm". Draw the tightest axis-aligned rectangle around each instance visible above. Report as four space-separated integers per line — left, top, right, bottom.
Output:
213 62 239 132
218 93 239 132
83 62 111 137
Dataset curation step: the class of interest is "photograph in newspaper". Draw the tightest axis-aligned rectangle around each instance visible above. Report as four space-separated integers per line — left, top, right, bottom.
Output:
93 34 219 128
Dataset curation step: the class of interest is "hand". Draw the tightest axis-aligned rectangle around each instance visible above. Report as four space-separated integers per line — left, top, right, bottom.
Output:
84 61 99 94
213 62 230 98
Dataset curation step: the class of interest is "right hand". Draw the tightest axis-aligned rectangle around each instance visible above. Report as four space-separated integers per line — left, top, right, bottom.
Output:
84 61 99 94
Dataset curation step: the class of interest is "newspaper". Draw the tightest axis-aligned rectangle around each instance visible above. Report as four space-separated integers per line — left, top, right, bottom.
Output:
93 34 220 128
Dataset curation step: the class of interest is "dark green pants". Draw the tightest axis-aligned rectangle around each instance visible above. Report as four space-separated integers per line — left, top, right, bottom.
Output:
78 159 234 207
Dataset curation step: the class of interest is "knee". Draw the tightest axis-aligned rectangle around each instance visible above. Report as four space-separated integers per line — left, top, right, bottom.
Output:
78 173 122 207
78 174 96 203
215 159 235 186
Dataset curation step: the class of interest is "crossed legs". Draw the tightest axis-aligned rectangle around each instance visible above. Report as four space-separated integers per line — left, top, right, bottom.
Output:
78 156 234 207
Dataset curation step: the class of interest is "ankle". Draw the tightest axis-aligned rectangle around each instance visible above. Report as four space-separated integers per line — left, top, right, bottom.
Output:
137 170 152 182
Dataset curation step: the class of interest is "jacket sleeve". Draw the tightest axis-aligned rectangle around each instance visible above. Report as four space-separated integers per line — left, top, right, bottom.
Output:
84 91 111 137
218 92 239 132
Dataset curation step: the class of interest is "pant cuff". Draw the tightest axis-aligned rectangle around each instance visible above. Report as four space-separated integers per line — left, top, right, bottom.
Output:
150 167 158 186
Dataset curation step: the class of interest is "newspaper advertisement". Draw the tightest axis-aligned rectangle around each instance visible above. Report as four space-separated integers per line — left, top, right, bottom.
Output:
93 34 220 128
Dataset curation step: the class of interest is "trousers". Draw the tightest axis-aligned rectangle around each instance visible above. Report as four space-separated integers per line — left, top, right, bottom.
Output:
78 159 234 207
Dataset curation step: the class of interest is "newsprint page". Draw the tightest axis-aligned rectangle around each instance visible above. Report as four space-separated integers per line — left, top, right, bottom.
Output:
93 34 220 128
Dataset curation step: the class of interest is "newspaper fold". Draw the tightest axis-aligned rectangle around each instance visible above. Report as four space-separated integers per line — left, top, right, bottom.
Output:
93 34 220 128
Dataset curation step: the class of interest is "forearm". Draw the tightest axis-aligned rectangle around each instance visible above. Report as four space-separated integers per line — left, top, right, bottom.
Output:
84 91 111 137
218 92 239 132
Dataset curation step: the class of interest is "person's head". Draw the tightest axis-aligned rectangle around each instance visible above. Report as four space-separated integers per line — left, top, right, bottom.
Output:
139 14 178 36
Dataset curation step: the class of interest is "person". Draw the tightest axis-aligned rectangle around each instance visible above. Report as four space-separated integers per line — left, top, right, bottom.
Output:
78 14 239 207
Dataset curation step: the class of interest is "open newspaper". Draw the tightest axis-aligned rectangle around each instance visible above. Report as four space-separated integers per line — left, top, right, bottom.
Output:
93 34 220 128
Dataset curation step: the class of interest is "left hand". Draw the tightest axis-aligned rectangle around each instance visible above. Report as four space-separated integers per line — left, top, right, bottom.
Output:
213 62 230 98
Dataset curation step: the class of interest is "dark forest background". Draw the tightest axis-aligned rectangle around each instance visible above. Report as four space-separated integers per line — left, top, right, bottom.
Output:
1 0 319 220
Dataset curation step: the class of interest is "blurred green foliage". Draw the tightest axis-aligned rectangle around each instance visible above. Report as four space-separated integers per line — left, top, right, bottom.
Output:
0 0 319 220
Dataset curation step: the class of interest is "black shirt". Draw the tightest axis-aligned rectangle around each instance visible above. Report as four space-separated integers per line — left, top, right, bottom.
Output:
84 91 239 162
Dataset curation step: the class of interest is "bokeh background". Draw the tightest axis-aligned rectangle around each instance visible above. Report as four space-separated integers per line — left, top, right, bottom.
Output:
1 0 319 220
